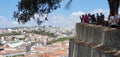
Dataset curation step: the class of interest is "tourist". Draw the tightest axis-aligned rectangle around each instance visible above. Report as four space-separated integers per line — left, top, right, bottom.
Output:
100 13 105 26
96 13 101 25
114 12 120 28
88 13 92 23
83 14 89 23
108 13 119 28
80 15 84 23
91 14 96 24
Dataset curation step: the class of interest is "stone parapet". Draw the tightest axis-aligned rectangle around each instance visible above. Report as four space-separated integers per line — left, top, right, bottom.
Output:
69 23 120 57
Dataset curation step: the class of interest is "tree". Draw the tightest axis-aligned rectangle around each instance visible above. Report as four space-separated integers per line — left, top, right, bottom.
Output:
13 0 62 24
108 0 120 14
67 0 120 15
13 0 120 24
11 37 16 40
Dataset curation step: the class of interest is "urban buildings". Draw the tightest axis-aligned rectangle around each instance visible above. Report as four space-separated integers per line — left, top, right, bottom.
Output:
0 26 75 57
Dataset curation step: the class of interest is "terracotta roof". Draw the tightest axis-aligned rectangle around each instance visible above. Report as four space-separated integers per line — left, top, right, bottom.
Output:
27 53 38 57
53 50 68 56
38 53 57 57
0 51 5 55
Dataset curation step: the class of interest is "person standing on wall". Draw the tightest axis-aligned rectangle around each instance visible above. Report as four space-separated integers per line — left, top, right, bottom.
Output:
83 14 89 23
80 15 84 23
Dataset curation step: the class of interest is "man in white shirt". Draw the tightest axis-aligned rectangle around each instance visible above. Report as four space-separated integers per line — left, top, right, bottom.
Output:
109 12 119 28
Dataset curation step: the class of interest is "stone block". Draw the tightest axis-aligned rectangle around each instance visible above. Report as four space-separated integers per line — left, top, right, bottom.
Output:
103 28 120 49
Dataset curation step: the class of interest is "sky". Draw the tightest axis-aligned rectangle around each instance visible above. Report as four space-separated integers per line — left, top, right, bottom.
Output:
0 0 110 28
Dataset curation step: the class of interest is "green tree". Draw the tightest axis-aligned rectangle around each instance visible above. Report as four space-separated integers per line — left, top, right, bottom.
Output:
11 37 16 40
13 0 120 24
13 0 62 24
32 30 57 37
11 31 21 35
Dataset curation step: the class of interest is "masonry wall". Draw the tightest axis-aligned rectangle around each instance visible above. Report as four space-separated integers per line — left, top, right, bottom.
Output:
69 23 120 57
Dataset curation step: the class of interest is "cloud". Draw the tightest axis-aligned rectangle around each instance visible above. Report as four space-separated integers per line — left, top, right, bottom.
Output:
71 9 109 21
0 16 5 19
44 14 80 27
91 9 109 20
91 9 109 16
0 16 19 28
0 9 110 28
45 9 109 27
71 11 85 17
0 16 37 28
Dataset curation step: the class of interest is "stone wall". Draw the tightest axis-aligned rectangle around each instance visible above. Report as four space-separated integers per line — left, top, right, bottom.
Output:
69 23 120 57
